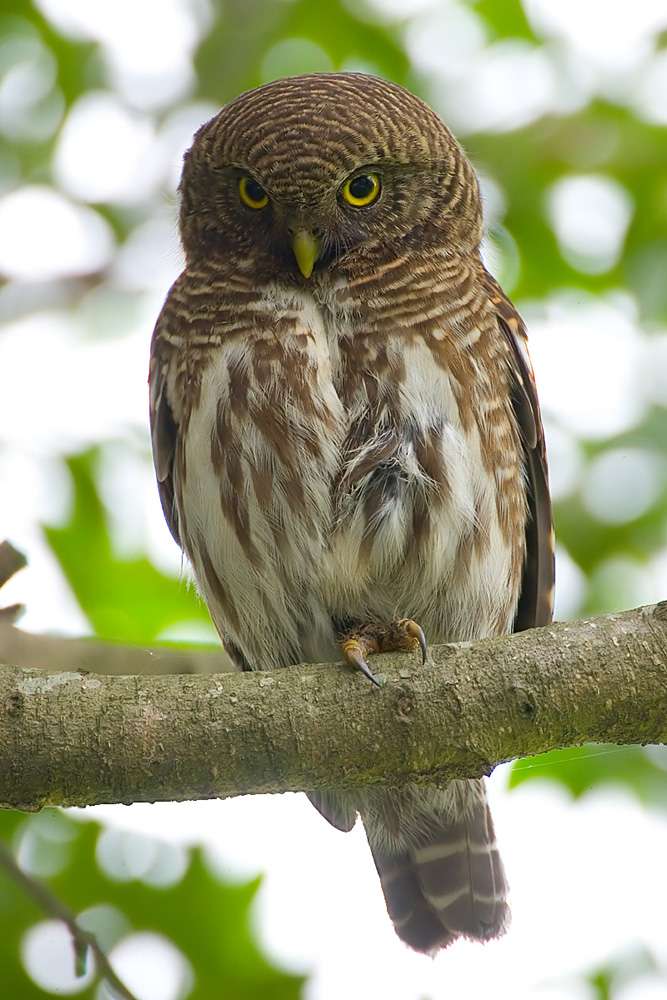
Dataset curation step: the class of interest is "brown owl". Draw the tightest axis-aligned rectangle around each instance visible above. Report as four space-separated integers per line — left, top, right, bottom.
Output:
149 73 554 953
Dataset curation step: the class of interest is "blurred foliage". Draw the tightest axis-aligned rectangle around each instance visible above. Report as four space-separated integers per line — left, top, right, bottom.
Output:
2 0 664 622
0 808 304 999
509 744 667 810
468 102 667 317
474 0 538 42
545 946 662 1000
3 0 667 995
196 0 411 101
45 449 208 643
585 949 660 1000
555 409 667 616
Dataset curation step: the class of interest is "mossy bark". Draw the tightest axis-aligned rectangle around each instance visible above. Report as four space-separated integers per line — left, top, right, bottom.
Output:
1 602 667 811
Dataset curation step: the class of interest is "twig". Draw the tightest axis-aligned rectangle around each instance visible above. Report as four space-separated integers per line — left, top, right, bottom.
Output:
0 540 27 588
0 838 139 1000
0 541 27 623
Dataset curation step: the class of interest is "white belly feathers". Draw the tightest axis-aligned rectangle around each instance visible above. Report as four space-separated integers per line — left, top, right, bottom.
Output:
176 284 516 669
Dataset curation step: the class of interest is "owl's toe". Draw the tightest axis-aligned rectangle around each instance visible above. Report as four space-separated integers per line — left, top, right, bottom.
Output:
340 636 382 687
338 618 428 686
395 618 428 664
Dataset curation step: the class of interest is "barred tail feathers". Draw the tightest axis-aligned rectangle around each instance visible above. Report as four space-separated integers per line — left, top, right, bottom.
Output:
362 779 509 953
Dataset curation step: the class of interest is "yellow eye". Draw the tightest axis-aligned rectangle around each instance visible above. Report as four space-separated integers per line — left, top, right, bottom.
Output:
239 175 269 210
341 173 381 207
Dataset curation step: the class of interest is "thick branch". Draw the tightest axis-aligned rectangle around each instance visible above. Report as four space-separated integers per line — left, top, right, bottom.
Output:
1 602 667 812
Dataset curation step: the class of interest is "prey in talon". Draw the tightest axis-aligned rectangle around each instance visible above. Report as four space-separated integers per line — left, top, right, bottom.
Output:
338 619 428 686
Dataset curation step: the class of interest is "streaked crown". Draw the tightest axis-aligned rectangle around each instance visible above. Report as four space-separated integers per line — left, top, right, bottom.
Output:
179 73 483 265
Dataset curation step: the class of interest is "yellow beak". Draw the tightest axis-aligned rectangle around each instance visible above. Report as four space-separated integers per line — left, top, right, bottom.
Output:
291 229 320 279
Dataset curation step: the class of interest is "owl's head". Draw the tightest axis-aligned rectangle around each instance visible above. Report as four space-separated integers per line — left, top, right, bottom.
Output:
179 73 483 279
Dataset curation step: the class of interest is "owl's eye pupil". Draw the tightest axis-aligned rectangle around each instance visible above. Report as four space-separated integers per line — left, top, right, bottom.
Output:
245 179 265 202
349 176 375 200
341 172 381 207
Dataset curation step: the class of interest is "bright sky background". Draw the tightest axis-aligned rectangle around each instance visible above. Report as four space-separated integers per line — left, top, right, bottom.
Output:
2 0 667 998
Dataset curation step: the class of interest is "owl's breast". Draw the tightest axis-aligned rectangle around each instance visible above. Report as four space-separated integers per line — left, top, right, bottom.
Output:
171 280 525 662
320 335 494 624
171 285 348 666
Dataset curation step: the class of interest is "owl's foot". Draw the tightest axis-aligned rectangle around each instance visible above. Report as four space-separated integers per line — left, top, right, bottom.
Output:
339 619 427 687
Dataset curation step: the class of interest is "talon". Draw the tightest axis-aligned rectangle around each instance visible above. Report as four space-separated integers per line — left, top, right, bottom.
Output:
342 639 382 687
401 619 428 664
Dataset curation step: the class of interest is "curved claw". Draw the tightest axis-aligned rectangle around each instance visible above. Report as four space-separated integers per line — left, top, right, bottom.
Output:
342 642 382 687
402 619 428 664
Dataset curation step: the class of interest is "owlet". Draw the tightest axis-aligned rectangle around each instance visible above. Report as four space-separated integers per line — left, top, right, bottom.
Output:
149 73 553 953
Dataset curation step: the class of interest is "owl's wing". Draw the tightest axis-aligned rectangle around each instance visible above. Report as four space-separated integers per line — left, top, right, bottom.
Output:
485 276 554 630
149 335 181 547
306 790 358 832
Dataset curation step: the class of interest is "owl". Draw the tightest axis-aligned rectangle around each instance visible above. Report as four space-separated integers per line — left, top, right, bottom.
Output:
149 73 553 953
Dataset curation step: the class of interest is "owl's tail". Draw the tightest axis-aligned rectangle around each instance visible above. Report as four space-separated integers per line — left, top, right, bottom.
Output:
361 780 509 953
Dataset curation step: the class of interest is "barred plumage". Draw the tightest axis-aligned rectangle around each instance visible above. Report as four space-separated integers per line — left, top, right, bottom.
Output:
149 72 554 953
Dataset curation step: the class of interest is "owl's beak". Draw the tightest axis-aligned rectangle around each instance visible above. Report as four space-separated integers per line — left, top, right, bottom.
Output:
291 229 320 279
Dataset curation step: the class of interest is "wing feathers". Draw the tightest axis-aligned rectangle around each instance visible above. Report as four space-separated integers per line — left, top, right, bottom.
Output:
149 347 181 546
483 271 555 630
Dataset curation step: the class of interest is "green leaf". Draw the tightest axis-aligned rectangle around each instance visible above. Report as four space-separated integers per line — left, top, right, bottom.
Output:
544 945 660 1000
509 744 667 810
43 449 210 643
474 0 540 41
194 0 409 105
468 103 667 321
0 809 305 1000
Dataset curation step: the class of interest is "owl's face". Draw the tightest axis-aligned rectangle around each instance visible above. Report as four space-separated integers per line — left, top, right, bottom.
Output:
179 73 482 281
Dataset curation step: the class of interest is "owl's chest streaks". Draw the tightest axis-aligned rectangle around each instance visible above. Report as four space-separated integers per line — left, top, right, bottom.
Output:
170 274 525 667
170 287 341 666
322 332 489 620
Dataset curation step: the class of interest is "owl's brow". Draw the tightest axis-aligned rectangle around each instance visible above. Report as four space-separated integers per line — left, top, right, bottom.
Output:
373 161 438 176
210 163 254 175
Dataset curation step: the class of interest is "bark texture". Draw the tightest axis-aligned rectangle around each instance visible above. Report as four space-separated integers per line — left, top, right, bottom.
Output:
1 602 667 812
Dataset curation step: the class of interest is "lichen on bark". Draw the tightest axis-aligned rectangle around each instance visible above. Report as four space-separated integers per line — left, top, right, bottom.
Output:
1 602 667 812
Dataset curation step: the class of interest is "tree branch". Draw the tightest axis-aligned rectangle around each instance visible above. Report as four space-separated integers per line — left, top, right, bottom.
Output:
0 540 27 625
0 538 231 675
0 539 27 588
1 600 666 812
0 625 232 676
0 840 139 1000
